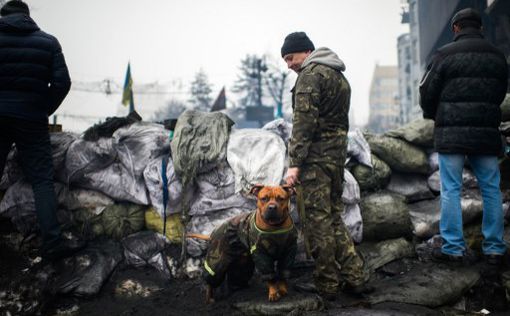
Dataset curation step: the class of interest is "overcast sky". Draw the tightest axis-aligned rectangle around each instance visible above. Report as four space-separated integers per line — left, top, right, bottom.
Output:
28 0 409 127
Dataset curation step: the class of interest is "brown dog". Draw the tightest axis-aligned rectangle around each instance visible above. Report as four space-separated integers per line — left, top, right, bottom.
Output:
195 184 297 304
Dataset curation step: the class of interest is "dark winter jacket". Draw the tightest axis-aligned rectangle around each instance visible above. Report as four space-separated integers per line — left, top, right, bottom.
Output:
419 27 508 155
0 13 71 122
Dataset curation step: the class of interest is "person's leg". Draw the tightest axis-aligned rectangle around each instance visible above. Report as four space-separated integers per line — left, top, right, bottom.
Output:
0 117 14 181
328 163 368 288
438 154 466 256
468 155 506 256
299 163 339 296
14 119 61 249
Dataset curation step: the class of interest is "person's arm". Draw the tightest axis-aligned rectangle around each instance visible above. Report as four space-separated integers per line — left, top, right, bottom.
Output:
288 70 321 168
47 39 71 115
419 52 444 120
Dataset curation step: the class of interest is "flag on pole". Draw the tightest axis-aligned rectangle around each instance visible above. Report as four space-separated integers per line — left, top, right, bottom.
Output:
210 87 226 112
122 62 135 112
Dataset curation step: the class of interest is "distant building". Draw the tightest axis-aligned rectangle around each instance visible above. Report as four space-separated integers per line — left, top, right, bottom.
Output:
397 0 508 125
368 65 400 133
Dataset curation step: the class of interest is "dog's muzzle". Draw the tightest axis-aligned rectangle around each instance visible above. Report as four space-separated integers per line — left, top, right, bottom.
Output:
263 204 282 222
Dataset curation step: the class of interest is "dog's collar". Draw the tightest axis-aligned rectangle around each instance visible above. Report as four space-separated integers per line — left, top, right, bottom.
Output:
251 212 294 235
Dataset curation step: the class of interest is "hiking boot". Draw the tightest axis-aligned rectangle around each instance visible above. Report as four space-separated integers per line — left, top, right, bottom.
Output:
42 238 86 261
293 281 318 294
431 248 464 266
342 283 375 296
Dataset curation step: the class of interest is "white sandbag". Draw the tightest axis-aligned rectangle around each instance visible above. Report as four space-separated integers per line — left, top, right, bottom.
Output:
143 157 186 217
65 138 117 184
61 188 114 212
347 129 372 167
51 132 79 182
342 204 363 243
342 169 360 205
190 164 255 216
227 129 286 194
186 208 251 257
0 180 64 215
113 122 170 178
262 118 293 145
429 152 439 172
0 147 21 190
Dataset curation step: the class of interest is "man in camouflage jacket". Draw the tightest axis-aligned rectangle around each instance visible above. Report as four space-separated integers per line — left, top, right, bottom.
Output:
281 32 371 300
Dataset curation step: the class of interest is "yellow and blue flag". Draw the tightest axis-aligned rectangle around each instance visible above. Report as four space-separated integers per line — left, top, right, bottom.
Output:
121 62 134 111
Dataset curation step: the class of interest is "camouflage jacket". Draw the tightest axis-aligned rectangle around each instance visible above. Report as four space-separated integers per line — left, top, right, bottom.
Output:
289 47 350 167
206 211 298 281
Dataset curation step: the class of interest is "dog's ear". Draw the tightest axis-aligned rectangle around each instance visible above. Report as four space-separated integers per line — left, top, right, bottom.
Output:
281 184 296 196
250 184 264 197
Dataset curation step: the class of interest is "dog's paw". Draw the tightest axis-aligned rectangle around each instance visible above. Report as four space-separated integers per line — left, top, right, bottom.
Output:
268 291 281 302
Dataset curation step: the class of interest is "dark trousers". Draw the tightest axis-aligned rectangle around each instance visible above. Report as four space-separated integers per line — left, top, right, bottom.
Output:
0 116 61 248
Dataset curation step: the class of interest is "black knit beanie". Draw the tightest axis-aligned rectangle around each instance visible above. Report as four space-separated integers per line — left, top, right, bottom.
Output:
451 8 481 29
0 0 30 17
281 32 315 57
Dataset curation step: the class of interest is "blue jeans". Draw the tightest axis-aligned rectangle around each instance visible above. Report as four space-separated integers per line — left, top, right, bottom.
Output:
439 154 506 256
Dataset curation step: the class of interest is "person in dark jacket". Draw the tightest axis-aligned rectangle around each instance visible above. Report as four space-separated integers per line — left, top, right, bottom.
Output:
420 8 508 266
0 0 84 260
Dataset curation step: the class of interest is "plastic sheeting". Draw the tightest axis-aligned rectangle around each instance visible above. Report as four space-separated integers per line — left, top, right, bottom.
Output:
122 231 172 279
144 157 186 217
56 240 123 297
262 118 293 145
227 129 286 194
342 169 360 205
347 129 372 167
190 163 255 216
171 110 234 187
186 208 251 257
342 204 363 243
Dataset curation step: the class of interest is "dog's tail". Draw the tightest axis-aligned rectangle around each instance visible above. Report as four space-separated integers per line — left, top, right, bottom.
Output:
186 233 211 241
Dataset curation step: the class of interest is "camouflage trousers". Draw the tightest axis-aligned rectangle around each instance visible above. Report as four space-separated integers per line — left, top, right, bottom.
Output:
298 162 368 294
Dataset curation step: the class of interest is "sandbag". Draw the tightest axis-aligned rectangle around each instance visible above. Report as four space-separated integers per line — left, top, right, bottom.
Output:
385 119 434 147
342 169 360 205
365 133 430 174
408 191 483 239
56 240 123 297
171 110 234 187
0 180 64 215
227 129 286 194
122 231 172 280
73 207 105 239
262 118 292 145
351 154 391 191
112 122 170 178
502 93 510 122
145 207 183 244
342 204 363 244
428 152 439 172
0 147 21 190
233 294 322 315
368 264 480 307
101 203 146 240
190 163 255 216
427 169 478 193
65 138 117 183
387 172 435 203
143 157 187 217
347 128 372 167
186 208 250 257
51 132 79 182
60 188 114 212
358 238 415 273
361 192 412 241
83 111 142 141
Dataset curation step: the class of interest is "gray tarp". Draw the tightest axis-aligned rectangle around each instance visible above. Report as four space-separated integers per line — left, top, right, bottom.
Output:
171 110 234 188
365 133 430 174
227 129 286 194
385 119 434 147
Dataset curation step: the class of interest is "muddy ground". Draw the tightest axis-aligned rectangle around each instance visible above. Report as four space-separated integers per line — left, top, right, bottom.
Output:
1 217 510 316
